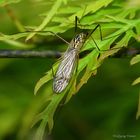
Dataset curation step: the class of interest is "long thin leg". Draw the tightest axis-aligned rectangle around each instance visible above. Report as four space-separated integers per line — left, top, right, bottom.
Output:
75 16 78 33
88 24 102 41
75 5 87 32
86 24 102 52
89 23 126 42
75 16 81 34
75 16 87 34
88 24 125 52
90 36 100 51
74 17 102 52
89 23 124 41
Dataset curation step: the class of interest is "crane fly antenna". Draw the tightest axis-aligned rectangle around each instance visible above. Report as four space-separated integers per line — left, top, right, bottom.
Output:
23 30 70 45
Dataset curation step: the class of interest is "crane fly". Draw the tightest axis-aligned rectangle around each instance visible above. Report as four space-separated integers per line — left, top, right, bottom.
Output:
53 16 102 93
11 16 123 94
53 32 89 93
25 17 110 94
16 16 98 94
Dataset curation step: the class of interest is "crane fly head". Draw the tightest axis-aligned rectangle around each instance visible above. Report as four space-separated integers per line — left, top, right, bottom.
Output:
73 32 89 49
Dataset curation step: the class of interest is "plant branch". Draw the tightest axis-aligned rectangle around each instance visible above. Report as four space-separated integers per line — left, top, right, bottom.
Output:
0 50 62 58
0 48 139 58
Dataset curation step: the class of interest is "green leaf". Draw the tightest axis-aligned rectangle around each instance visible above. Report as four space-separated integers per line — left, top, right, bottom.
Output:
135 21 140 35
0 0 21 6
58 6 81 14
34 72 52 95
82 0 114 15
26 0 65 41
132 77 140 86
34 119 47 140
33 93 65 140
130 55 140 65
57 0 114 29
65 79 77 103
34 62 59 95
136 92 140 120
0 33 34 49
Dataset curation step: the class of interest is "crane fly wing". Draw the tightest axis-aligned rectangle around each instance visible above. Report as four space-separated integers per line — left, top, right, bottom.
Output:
53 48 78 93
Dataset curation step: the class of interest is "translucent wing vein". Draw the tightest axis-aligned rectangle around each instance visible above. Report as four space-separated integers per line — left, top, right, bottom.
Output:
53 48 78 93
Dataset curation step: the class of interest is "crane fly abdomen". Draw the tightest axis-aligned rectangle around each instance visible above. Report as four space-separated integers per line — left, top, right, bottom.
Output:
53 32 88 93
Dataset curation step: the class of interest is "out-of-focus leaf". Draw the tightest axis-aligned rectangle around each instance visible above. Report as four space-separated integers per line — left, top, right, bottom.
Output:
0 33 34 49
135 22 140 35
132 77 140 86
136 92 140 120
0 32 29 41
1 39 33 49
81 0 114 16
130 54 140 65
58 6 81 14
80 8 123 25
33 93 65 140
26 0 65 41
0 0 21 6
34 119 47 140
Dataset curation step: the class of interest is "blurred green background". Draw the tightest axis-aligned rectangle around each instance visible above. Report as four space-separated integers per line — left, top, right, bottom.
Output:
0 0 140 140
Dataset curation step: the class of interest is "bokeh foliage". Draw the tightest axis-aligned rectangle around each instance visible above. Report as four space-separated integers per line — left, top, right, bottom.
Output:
0 0 140 140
